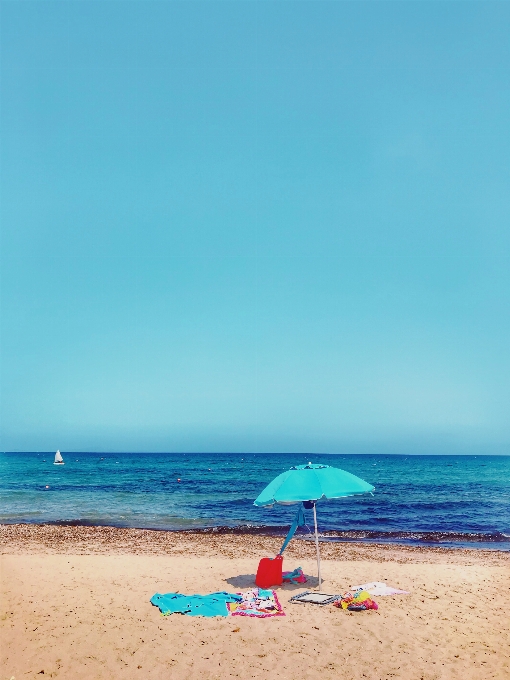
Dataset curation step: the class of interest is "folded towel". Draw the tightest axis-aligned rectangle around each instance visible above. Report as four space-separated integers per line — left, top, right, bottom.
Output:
350 581 409 596
282 567 307 584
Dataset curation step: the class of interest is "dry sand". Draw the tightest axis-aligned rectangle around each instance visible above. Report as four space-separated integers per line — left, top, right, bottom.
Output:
1 525 508 680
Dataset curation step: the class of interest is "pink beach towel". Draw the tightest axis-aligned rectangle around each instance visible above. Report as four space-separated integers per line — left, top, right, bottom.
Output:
227 588 285 618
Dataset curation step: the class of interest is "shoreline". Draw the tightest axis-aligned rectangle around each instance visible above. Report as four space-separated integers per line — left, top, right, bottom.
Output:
1 523 508 563
2 520 507 549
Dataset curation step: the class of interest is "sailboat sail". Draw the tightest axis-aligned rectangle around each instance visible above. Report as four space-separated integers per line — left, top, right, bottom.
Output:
54 450 64 464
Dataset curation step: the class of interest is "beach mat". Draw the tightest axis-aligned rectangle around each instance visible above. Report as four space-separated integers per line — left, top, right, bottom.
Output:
151 591 242 617
227 588 285 617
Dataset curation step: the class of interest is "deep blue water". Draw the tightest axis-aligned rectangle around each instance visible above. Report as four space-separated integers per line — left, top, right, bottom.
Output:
1 452 509 550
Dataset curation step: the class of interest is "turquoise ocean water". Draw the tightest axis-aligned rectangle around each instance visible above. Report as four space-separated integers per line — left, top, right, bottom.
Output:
1 453 509 550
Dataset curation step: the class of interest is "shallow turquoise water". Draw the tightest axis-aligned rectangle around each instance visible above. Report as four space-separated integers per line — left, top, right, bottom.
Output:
1 452 509 549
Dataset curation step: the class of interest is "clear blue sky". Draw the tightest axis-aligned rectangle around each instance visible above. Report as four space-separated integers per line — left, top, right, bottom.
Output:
1 1 509 454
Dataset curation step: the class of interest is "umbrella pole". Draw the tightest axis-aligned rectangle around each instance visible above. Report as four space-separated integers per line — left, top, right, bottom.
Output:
312 503 322 590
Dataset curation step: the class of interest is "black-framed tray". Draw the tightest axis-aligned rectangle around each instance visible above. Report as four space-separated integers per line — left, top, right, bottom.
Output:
289 591 339 605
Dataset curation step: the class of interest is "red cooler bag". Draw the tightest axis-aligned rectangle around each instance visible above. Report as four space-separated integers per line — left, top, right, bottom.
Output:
255 554 283 588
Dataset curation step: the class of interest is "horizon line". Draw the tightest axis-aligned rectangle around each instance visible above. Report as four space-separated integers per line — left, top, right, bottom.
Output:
2 451 509 456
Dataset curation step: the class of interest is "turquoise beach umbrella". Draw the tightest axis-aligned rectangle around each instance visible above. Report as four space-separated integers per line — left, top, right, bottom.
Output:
254 463 375 588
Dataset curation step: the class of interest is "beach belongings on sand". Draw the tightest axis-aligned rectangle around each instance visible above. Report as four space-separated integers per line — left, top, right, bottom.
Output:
255 555 283 588
150 591 242 617
350 581 410 596
227 588 285 618
289 591 339 606
254 463 374 589
282 567 307 584
334 590 378 611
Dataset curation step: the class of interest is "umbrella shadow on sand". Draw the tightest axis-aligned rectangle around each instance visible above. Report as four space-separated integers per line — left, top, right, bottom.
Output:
224 574 321 589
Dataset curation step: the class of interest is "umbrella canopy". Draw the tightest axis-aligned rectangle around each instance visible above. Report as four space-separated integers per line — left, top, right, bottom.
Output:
254 463 374 507
254 463 374 589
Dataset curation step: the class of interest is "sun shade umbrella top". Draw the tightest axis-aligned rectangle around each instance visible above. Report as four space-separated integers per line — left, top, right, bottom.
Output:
253 463 375 507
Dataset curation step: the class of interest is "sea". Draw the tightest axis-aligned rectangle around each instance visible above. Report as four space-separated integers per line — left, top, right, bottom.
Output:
1 452 509 551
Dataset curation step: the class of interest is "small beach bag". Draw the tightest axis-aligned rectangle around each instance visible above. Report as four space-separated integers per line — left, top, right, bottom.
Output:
255 555 283 588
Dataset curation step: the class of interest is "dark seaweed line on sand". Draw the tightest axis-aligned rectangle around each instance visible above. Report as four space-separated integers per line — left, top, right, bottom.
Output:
2 519 509 545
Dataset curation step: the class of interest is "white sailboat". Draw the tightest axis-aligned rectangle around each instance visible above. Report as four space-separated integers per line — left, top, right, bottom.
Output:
54 450 64 465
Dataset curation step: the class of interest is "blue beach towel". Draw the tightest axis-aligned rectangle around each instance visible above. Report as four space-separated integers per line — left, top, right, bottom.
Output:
150 591 243 617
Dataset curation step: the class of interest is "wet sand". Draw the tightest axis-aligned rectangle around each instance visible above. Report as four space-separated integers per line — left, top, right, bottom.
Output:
1 524 509 679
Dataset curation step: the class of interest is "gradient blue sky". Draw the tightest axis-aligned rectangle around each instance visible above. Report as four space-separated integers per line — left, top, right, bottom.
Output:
1 1 509 454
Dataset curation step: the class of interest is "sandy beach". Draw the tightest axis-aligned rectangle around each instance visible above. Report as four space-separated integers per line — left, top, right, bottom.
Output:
1 525 508 680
